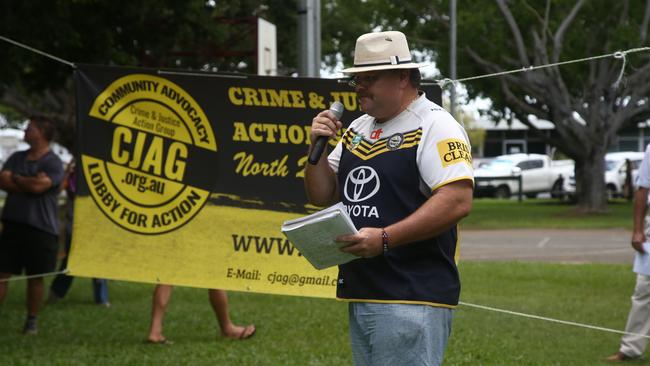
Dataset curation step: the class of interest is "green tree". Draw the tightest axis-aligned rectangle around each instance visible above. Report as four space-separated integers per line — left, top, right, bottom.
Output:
322 0 650 212
0 0 298 149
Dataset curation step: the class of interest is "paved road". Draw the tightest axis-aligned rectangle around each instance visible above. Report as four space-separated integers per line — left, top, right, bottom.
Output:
461 229 634 264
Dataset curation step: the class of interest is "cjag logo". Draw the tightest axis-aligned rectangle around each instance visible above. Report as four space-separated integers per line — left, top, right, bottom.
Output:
344 166 380 202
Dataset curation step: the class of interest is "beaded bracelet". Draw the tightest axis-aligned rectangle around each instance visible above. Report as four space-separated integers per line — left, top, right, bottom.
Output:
381 229 389 254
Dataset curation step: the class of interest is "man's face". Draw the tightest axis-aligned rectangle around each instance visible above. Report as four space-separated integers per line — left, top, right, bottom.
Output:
351 70 406 120
24 121 44 145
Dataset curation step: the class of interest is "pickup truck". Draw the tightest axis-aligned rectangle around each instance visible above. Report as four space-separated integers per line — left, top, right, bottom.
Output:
474 153 574 199
561 151 645 199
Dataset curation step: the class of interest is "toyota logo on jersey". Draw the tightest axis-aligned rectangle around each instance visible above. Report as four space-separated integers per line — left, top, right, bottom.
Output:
344 166 380 202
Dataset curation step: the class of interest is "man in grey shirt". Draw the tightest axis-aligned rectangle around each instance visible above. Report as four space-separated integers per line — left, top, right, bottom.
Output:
0 116 64 335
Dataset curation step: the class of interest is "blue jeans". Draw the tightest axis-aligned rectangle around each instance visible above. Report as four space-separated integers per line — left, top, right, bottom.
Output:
348 302 453 366
49 230 109 304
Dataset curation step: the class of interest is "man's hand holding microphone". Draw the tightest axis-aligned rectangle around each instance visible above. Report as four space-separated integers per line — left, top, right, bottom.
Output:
308 101 344 165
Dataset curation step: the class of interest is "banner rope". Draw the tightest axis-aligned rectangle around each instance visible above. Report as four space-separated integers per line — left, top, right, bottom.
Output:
0 35 75 68
435 47 650 90
460 301 650 339
2 34 648 88
0 269 69 283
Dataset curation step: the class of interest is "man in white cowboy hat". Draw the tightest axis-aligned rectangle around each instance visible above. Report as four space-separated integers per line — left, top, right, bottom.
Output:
304 31 474 365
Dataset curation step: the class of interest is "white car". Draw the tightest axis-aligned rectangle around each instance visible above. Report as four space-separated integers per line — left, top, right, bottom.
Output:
474 153 574 199
563 151 645 199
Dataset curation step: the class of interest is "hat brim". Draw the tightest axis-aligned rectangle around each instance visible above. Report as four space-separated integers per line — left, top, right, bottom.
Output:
341 62 428 74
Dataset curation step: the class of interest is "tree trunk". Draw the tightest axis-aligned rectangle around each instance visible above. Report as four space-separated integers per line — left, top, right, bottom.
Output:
574 148 608 212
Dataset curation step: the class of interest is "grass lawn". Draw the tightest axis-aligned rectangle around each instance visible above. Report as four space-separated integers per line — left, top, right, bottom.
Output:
464 198 634 230
1 261 648 365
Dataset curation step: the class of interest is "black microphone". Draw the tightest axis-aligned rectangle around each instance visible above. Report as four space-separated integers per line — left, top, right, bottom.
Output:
308 101 344 165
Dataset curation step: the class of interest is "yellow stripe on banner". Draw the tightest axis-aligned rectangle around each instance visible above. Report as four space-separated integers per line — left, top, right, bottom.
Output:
68 196 339 299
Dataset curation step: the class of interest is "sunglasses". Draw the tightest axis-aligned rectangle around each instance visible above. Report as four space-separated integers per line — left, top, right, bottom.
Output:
347 70 396 88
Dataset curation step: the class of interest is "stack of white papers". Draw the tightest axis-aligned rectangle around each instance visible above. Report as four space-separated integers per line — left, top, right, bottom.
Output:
633 243 650 276
281 202 359 270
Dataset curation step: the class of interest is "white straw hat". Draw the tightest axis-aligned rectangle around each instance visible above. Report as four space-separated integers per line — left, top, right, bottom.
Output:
341 31 427 74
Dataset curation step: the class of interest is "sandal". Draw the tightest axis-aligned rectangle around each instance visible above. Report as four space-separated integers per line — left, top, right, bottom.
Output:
145 338 173 345
238 324 256 340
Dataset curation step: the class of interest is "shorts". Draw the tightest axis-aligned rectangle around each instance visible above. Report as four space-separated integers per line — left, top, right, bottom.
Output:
0 221 59 276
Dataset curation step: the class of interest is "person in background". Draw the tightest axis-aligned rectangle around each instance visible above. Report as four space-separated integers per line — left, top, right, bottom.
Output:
48 157 110 306
624 159 634 201
146 284 255 344
0 116 65 335
607 145 650 362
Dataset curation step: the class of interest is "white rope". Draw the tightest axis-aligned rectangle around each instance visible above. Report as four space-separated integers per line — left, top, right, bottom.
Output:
0 269 69 283
460 301 650 339
2 34 646 92
4 268 644 339
436 47 650 89
612 51 627 89
4 269 645 340
0 35 75 68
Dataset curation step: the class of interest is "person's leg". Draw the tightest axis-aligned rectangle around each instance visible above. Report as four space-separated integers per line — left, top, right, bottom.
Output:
48 257 73 300
23 277 45 335
92 278 110 305
0 225 21 305
348 302 372 366
619 274 650 358
49 233 73 300
147 284 173 343
23 226 58 335
0 273 10 304
26 278 44 317
358 303 452 366
208 289 255 339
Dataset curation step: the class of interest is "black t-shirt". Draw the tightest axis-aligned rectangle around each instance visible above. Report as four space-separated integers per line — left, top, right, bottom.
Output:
1 149 65 235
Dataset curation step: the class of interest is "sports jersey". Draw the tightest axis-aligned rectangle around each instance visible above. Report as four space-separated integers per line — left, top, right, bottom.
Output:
328 93 473 307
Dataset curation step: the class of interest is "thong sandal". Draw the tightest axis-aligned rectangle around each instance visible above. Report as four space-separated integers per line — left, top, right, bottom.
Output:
145 338 173 345
236 325 256 340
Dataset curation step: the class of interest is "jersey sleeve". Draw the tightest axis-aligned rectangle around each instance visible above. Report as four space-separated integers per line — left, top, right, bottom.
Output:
637 144 650 189
327 140 343 174
417 113 474 191
328 126 356 174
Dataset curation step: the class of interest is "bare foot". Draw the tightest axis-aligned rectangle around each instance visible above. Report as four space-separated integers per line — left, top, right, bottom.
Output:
221 324 256 340
604 352 636 362
147 332 169 344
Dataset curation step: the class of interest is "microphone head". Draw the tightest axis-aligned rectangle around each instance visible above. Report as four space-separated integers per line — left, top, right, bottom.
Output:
329 101 344 120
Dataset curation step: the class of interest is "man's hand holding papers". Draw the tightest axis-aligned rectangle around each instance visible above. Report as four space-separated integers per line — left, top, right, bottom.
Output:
281 202 359 270
337 228 385 258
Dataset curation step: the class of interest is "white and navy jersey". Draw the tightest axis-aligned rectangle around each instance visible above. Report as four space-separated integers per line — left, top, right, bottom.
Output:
328 93 473 308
